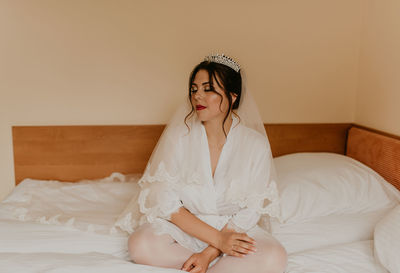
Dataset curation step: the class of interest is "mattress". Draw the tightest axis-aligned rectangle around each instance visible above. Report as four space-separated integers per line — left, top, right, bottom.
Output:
0 241 388 273
0 152 398 273
0 216 388 273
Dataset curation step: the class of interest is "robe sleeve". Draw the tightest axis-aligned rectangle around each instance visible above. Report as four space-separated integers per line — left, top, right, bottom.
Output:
228 207 261 232
114 175 183 234
138 180 183 222
227 137 280 233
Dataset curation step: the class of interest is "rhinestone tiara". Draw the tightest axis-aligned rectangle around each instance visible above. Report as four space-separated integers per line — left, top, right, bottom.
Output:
204 53 241 72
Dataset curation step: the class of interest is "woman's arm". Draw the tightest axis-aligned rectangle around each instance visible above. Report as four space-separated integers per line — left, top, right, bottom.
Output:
199 223 232 261
181 221 257 272
170 207 256 257
170 207 221 248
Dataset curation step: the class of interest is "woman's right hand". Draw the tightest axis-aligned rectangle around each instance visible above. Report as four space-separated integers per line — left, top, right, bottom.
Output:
217 230 257 257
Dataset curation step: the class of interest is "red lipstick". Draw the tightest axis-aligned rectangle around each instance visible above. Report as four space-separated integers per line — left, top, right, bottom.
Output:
196 105 206 111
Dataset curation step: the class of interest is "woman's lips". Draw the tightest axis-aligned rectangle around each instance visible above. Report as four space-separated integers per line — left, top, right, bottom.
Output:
196 105 206 110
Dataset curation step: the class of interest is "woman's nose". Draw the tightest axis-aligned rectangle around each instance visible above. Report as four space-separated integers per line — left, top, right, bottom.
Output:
193 90 204 100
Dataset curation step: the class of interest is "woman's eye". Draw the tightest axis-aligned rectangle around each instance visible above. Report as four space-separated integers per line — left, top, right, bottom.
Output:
190 89 197 93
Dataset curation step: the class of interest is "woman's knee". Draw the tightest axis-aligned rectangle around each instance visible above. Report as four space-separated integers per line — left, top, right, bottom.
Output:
258 241 288 273
128 229 147 264
127 224 163 264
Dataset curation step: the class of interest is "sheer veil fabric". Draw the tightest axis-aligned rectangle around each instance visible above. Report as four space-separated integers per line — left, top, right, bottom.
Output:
115 64 281 251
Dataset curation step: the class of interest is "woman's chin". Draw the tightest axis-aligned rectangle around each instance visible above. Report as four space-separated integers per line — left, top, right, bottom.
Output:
195 112 206 121
195 112 227 124
196 116 207 122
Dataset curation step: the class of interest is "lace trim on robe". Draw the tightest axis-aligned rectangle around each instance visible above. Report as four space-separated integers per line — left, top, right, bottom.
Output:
226 178 281 220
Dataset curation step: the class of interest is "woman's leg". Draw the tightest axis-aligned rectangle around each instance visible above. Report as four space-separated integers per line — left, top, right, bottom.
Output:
207 230 287 273
128 223 194 269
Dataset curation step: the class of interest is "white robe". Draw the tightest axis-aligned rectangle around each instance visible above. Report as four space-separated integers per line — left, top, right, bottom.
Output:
136 115 280 253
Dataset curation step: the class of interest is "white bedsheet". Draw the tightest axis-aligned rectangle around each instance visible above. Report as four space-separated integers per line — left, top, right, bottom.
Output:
0 236 387 273
286 240 388 273
271 209 392 254
0 252 183 273
0 218 129 260
0 170 395 272
0 174 141 235
0 214 387 273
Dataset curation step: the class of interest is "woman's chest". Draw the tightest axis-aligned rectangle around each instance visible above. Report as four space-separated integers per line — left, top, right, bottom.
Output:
208 144 224 179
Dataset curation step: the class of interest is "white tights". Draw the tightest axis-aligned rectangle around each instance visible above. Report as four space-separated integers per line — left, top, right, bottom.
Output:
128 223 288 273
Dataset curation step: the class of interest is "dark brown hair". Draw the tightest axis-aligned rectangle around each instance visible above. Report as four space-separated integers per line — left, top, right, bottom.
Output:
184 60 242 137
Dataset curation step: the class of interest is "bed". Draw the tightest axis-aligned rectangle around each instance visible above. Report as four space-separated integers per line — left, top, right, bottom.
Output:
1 123 399 273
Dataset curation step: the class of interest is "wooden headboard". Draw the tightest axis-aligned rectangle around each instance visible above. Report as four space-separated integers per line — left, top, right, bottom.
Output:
346 124 400 191
12 122 400 191
12 125 164 185
12 123 351 185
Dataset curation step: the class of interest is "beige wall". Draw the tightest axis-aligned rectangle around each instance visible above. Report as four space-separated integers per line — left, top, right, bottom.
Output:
0 0 365 200
355 0 400 136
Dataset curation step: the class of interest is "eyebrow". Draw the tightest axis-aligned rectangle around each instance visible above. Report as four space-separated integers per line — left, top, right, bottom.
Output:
191 82 211 86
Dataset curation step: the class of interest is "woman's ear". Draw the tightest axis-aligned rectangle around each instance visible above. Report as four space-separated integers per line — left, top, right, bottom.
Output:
231 93 238 105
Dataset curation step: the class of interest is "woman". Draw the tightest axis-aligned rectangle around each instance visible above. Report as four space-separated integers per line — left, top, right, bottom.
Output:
126 54 287 273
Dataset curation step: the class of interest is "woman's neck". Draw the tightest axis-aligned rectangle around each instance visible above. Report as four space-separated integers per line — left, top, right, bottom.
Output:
202 114 233 147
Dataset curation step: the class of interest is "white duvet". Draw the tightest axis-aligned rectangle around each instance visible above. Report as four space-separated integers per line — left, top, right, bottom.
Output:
1 153 398 273
0 219 129 260
0 252 183 273
0 235 388 273
0 216 389 273
0 186 389 273
287 240 388 273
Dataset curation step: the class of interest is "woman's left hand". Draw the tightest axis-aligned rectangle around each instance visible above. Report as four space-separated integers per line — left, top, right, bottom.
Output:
181 252 212 273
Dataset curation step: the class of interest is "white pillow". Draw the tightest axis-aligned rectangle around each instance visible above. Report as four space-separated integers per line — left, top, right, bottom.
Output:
374 205 400 273
0 172 142 235
274 152 400 224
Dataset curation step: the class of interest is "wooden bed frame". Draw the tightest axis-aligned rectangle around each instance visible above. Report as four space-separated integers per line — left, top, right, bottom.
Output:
12 123 400 191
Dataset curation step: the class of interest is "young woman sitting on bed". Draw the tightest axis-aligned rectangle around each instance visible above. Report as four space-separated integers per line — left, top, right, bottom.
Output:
127 54 287 273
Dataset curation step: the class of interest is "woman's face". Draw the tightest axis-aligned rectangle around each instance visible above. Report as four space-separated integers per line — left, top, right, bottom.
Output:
190 69 235 123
